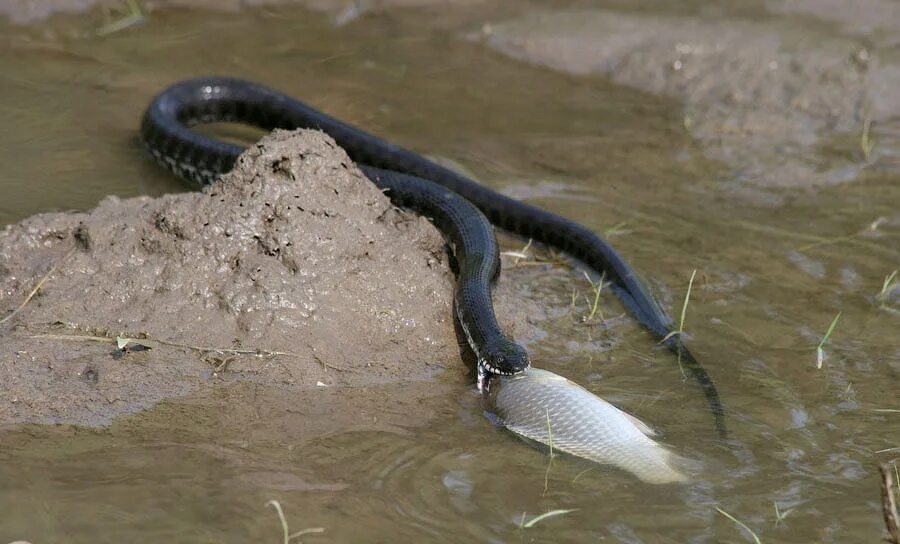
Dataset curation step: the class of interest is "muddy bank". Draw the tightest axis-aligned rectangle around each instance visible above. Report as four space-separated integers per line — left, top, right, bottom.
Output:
474 9 900 200
768 0 900 40
0 129 474 426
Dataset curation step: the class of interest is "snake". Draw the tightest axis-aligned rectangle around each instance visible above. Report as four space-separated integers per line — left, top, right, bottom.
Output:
139 77 726 436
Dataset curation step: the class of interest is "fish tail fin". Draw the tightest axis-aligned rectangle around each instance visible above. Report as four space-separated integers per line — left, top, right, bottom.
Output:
662 448 703 484
632 443 701 485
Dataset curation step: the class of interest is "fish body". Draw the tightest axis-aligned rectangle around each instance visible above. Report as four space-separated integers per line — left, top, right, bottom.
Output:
487 368 690 484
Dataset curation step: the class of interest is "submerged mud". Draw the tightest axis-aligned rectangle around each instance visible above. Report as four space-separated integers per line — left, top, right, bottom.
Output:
0 0 479 25
474 9 900 201
0 129 471 426
7 0 900 204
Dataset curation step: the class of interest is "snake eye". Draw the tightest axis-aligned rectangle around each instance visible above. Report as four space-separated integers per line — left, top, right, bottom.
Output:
485 341 530 375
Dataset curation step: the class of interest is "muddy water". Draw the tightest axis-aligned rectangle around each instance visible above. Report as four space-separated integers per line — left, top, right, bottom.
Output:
1 3 899 543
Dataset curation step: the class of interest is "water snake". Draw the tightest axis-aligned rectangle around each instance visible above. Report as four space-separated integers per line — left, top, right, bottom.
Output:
139 77 726 436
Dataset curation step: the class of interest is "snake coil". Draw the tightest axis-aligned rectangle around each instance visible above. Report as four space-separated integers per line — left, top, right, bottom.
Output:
139 77 726 436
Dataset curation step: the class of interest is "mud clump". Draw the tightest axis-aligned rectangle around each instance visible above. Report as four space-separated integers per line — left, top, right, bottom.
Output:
0 129 463 427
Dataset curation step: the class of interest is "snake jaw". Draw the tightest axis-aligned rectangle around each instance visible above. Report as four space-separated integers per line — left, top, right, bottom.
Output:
476 345 531 392
477 361 488 393
477 360 510 393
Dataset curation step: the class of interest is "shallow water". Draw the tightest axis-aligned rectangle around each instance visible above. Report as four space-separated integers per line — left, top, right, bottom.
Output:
1 3 899 543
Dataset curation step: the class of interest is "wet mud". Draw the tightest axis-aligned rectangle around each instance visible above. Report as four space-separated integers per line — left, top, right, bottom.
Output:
475 8 900 202
0 129 471 426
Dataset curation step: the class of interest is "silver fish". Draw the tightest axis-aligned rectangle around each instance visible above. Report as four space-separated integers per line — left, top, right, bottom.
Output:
487 367 691 484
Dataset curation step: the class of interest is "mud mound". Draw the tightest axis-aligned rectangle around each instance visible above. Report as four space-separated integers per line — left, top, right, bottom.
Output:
0 129 462 426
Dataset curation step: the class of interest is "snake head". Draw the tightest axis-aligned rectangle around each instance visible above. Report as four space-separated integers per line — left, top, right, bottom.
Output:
479 340 530 376
476 340 529 393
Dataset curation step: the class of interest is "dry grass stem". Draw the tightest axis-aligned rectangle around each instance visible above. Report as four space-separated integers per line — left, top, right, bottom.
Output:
733 220 898 259
97 0 144 36
580 271 607 323
797 216 886 252
266 500 324 544
31 332 296 359
862 117 876 162
542 407 555 496
877 270 898 307
521 509 578 529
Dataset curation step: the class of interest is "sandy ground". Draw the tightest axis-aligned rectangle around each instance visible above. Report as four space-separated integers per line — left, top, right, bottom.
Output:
0 129 472 426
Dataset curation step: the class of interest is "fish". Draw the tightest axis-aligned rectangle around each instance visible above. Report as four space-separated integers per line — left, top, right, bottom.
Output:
486 367 692 484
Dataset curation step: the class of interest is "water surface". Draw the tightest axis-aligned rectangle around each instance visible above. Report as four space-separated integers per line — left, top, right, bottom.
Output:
1 4 898 543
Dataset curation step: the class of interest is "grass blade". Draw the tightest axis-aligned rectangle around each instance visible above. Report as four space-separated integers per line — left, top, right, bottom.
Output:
522 509 578 528
716 507 761 544
816 311 842 369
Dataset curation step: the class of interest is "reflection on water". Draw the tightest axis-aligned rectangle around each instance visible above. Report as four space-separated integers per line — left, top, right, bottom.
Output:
1 3 898 543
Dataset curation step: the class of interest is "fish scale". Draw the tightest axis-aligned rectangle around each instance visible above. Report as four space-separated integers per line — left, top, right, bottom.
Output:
488 368 691 484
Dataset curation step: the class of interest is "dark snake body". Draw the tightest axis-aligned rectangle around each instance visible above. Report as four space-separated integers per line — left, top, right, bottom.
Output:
140 77 726 435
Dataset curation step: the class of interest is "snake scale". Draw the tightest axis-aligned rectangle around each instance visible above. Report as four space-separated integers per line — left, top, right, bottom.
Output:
139 77 726 436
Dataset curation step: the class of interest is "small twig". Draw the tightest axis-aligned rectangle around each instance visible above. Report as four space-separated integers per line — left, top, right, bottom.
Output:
879 462 900 544
0 247 76 326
